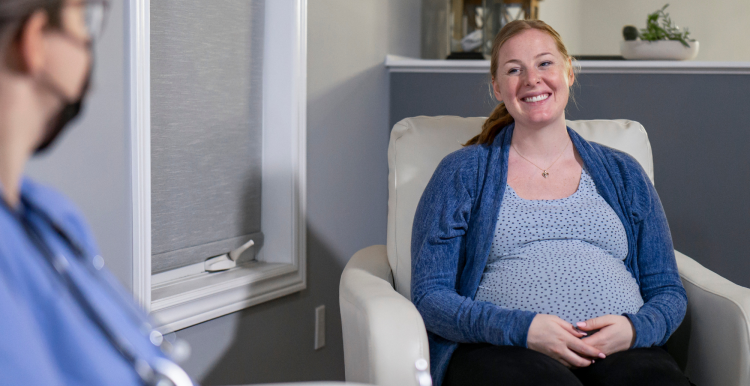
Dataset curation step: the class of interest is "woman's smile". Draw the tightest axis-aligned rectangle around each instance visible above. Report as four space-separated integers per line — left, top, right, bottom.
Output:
521 92 551 103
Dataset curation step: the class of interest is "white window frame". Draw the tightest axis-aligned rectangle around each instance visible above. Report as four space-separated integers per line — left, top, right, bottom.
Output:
129 0 307 333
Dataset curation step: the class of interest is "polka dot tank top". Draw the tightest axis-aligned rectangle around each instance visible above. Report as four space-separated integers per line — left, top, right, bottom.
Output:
474 169 644 324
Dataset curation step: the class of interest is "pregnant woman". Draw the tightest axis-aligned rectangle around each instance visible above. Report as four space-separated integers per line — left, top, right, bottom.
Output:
410 20 690 386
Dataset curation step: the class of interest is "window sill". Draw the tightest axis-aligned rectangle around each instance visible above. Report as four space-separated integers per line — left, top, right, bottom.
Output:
151 260 305 333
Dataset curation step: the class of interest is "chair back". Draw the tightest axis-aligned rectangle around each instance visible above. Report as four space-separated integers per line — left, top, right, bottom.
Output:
386 116 654 299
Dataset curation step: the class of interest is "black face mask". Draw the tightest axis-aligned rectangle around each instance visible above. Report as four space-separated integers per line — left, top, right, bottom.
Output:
34 67 92 154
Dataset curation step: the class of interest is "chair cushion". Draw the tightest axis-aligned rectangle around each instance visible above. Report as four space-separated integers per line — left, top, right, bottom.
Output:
387 116 654 299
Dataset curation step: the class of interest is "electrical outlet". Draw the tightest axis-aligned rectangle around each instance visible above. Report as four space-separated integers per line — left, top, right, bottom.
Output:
314 305 325 350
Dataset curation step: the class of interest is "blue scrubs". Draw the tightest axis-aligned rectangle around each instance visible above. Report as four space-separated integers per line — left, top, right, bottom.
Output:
0 178 167 385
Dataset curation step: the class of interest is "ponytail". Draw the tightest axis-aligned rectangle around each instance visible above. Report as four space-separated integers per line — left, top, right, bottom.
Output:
464 102 514 146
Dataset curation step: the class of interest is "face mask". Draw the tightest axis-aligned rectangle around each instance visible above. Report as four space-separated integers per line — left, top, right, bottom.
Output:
34 66 92 154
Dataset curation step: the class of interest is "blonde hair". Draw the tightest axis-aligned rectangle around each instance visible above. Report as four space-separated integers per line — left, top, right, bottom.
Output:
464 20 574 146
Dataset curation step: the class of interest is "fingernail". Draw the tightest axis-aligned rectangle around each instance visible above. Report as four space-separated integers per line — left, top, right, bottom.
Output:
577 322 586 328
598 353 606 359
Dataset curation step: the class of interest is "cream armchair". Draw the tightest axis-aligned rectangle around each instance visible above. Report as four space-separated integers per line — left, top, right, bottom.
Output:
339 116 750 386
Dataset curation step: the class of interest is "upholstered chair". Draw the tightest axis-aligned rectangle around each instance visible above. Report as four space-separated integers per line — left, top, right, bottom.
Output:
340 116 750 386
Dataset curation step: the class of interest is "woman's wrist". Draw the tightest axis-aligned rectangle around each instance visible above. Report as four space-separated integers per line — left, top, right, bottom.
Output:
623 313 638 348
628 317 637 348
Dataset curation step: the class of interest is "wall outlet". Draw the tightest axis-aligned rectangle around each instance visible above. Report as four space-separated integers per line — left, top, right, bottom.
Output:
314 305 325 350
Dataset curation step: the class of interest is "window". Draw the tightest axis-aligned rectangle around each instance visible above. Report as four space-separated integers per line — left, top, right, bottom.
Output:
150 0 265 275
129 0 307 332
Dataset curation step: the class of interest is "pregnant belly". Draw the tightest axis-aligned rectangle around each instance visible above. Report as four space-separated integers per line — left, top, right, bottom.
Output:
474 240 644 324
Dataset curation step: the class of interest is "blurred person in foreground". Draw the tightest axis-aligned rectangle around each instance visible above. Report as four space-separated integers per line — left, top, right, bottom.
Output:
0 1 193 384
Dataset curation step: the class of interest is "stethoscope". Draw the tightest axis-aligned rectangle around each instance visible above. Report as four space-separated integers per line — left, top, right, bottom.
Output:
0 196 194 386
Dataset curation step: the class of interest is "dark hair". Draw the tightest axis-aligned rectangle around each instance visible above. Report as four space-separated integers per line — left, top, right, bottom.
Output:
0 0 64 54
464 20 575 146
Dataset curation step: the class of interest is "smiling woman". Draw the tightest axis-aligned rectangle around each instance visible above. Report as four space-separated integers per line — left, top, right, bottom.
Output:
410 20 692 386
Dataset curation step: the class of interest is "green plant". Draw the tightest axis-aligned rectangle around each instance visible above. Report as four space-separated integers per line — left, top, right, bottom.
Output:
638 4 694 47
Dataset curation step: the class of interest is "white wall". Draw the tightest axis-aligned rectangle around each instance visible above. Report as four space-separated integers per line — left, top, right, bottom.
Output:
306 0 420 268
539 0 750 61
538 0 583 58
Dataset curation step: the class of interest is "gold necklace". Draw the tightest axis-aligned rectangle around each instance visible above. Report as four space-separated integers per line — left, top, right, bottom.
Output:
512 140 570 178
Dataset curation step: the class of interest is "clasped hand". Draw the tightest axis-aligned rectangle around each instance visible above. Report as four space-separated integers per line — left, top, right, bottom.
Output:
526 314 636 368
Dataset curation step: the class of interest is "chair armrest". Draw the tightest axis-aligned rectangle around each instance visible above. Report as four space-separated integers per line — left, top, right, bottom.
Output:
340 245 430 386
671 250 750 386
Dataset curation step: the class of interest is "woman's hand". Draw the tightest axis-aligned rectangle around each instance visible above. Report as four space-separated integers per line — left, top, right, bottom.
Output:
577 315 636 355
527 314 605 368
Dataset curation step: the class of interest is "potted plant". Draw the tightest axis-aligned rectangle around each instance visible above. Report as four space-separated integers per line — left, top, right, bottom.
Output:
620 4 699 60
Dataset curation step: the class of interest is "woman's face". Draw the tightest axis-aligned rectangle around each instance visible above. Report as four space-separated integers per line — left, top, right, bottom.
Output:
492 29 573 130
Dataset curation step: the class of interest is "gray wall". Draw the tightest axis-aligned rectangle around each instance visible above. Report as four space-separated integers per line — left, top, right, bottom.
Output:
26 0 132 291
176 1 422 383
390 71 750 288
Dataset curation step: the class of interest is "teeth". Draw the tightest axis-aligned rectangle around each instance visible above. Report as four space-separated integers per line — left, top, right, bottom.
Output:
524 94 549 103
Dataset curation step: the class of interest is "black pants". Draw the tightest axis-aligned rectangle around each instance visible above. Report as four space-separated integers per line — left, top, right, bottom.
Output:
443 344 693 386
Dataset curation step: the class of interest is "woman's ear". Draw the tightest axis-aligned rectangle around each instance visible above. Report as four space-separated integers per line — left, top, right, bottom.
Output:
566 57 575 87
492 78 502 102
15 10 49 74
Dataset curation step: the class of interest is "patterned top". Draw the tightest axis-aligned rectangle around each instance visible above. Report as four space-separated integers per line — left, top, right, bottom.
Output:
475 169 644 324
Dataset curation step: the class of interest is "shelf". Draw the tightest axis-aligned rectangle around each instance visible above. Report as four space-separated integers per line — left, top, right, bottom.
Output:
385 55 750 75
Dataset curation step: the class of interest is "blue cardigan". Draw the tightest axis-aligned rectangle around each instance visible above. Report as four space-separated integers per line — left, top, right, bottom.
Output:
410 123 687 386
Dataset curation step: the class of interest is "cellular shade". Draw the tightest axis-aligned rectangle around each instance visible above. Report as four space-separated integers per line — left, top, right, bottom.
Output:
150 0 264 274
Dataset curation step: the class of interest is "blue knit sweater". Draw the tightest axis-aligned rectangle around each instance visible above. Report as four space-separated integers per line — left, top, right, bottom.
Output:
410 123 687 386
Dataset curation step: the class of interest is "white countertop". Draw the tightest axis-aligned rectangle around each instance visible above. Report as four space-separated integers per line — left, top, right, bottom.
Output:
385 55 750 75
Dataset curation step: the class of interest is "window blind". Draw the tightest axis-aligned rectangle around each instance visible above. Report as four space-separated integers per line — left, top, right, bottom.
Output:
150 0 264 274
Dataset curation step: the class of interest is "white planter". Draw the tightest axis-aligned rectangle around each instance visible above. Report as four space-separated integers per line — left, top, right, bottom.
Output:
620 40 699 60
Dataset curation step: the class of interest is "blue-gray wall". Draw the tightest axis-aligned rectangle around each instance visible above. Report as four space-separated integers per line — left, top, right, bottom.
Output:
390 71 750 288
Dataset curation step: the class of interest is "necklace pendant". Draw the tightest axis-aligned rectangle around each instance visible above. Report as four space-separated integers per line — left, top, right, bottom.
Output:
541 170 549 178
